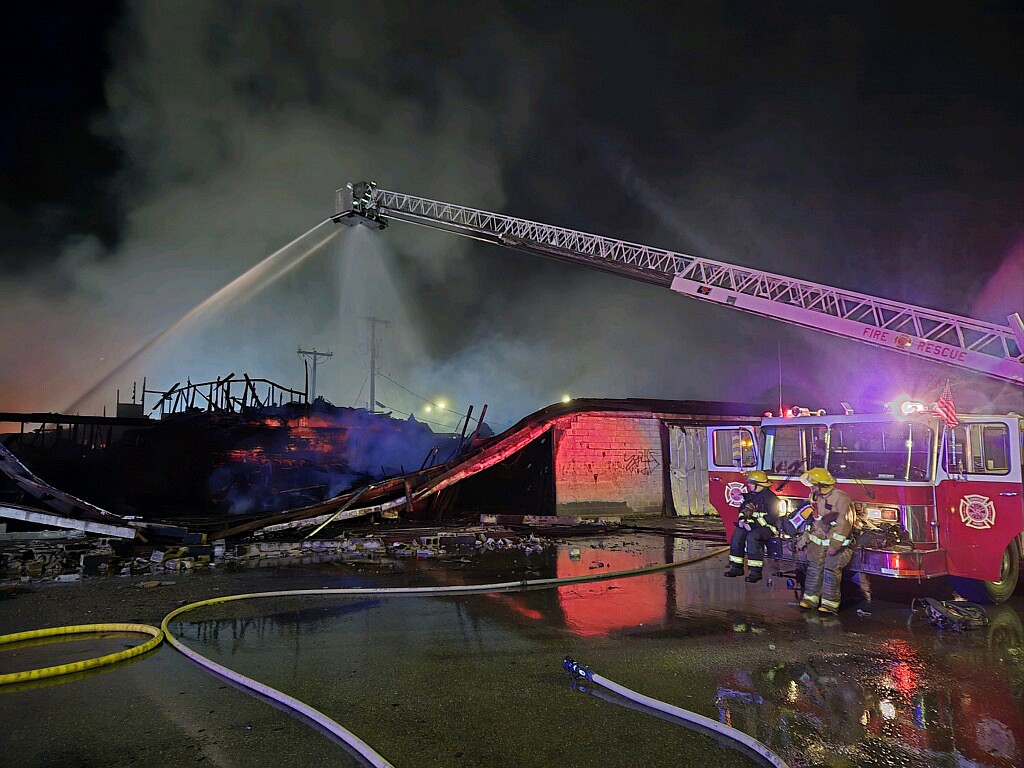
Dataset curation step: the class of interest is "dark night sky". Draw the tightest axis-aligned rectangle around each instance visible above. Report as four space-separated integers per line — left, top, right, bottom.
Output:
1 1 1022 426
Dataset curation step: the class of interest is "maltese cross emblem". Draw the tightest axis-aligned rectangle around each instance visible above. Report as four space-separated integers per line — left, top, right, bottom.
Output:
959 494 996 530
725 482 746 507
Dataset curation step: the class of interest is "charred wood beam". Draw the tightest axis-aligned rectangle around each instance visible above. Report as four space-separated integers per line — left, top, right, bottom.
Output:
0 413 152 427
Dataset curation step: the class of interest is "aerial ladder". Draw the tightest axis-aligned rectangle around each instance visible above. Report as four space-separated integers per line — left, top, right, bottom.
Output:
333 181 1024 387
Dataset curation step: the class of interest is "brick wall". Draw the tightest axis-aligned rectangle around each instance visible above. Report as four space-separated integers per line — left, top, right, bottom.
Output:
553 412 664 517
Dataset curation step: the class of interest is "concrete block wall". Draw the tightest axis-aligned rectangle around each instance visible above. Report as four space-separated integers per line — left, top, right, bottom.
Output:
553 412 664 516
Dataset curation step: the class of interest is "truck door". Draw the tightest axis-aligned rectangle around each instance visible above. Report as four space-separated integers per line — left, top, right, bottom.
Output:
706 426 759 528
938 419 1024 582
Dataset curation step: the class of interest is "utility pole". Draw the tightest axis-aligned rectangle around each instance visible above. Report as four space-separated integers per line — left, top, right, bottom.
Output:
297 348 333 402
362 316 390 412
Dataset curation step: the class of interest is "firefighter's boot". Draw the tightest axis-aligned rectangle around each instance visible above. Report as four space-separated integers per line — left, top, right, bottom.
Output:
744 568 763 583
724 564 744 578
818 598 840 615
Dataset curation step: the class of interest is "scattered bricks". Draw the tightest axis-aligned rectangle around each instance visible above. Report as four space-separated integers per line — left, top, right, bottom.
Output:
439 533 478 547
152 547 185 564
256 541 295 555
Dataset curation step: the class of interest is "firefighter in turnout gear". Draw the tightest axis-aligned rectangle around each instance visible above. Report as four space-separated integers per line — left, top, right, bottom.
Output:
724 470 781 583
797 468 856 615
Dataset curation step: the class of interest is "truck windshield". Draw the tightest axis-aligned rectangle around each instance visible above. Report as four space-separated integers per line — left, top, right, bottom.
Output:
762 424 826 473
827 421 934 481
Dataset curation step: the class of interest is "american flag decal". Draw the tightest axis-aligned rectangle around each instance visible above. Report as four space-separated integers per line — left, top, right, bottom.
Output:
934 381 958 428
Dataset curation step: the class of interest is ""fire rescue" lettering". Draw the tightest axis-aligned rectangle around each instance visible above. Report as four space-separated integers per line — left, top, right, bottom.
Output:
860 328 967 362
916 340 967 362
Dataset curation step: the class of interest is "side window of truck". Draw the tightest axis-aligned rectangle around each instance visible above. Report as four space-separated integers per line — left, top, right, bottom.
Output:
712 429 757 468
945 423 1011 475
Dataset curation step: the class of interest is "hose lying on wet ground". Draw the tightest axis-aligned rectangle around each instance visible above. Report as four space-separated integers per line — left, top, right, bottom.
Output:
564 657 791 768
0 623 163 685
0 544 786 768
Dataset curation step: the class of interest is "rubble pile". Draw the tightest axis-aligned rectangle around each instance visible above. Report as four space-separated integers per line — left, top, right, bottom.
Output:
0 530 555 585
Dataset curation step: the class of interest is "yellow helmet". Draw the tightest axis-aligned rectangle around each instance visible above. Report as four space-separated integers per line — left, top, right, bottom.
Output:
805 467 836 488
744 470 770 488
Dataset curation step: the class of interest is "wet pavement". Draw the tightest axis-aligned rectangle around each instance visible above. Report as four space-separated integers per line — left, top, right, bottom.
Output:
2 528 1023 767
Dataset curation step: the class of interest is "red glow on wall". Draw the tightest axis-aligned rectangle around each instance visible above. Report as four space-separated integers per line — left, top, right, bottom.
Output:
554 413 663 514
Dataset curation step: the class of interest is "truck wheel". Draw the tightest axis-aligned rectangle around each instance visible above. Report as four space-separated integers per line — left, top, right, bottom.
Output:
951 539 1020 604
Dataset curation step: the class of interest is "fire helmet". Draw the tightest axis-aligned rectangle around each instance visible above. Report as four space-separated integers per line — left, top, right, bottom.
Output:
744 470 770 488
805 467 836 489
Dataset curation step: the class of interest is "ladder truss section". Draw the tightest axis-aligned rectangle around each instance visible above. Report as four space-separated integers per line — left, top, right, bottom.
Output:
675 258 1016 360
374 189 688 278
671 259 1023 382
342 185 1023 385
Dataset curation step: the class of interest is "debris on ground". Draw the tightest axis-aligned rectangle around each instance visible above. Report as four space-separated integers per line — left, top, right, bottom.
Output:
0 527 559 585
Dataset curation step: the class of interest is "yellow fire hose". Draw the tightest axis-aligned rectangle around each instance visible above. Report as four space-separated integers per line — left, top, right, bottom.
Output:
2 545 729 686
1 545 748 767
0 623 163 685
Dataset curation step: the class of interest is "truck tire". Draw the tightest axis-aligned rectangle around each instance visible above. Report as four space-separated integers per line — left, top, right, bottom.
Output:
951 539 1021 604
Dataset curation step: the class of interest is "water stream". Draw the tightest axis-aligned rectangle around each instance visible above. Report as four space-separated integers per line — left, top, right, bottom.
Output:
66 220 339 413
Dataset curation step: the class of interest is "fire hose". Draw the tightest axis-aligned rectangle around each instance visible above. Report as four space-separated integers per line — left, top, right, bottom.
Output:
563 657 791 768
0 544 787 767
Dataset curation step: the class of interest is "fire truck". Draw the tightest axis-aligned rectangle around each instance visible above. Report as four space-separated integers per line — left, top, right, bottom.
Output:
706 407 1024 602
332 180 1024 602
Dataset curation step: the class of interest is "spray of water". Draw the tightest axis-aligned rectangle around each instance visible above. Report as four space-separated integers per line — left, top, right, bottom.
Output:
66 220 339 413
333 226 429 410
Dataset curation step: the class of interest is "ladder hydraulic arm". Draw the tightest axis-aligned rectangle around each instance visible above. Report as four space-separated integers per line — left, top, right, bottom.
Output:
332 181 1024 386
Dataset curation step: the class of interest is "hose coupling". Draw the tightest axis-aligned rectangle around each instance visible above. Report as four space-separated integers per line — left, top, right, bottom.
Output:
563 656 593 681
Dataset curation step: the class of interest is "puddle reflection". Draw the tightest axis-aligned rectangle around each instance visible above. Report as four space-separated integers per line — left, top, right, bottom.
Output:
717 610 1024 768
170 534 1024 768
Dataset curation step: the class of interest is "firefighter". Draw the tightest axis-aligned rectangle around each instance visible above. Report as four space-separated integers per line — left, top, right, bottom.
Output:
797 468 856 614
724 470 780 583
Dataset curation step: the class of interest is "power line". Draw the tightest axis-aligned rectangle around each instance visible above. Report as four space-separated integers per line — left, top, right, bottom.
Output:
372 398 462 432
329 349 511 429
375 371 481 423
351 373 368 408
377 371 512 430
